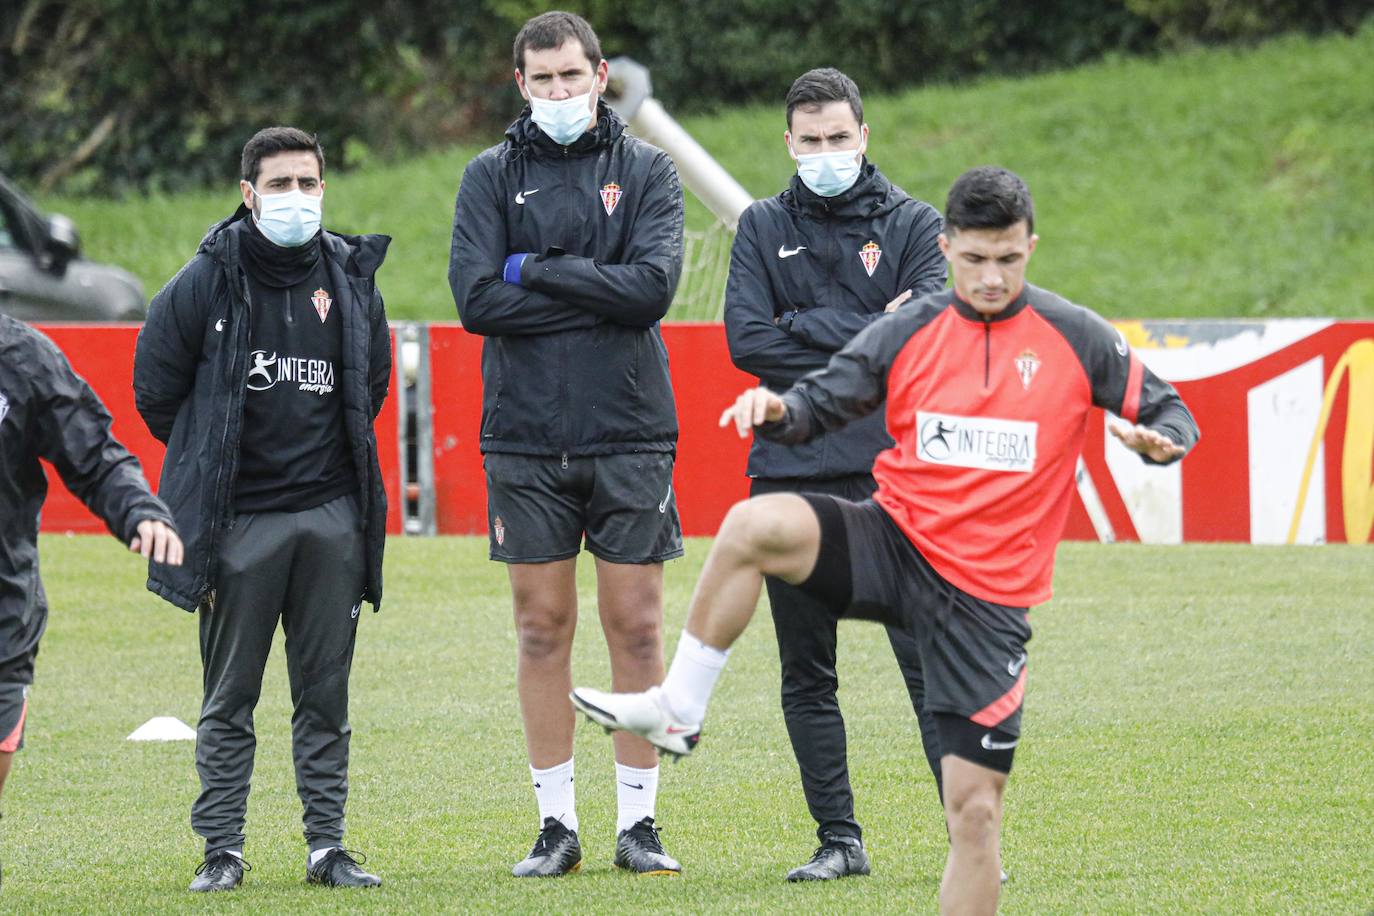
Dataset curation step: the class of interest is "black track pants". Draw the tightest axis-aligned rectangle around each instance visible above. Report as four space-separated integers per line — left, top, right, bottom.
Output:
192 494 365 856
750 475 944 843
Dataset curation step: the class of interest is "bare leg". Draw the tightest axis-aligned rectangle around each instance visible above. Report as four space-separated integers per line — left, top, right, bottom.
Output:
509 559 579 768
595 559 666 768
684 495 822 649
939 755 1006 915
0 749 12 801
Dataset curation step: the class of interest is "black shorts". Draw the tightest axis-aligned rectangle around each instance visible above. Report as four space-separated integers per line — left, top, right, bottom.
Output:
797 495 1032 756
0 683 29 754
484 451 684 564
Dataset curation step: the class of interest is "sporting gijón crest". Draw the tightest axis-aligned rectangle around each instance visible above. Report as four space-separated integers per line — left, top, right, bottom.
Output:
859 241 882 277
1014 348 1041 390
310 288 332 323
600 182 622 216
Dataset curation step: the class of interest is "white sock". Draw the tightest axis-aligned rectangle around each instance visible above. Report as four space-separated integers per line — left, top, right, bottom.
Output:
531 758 578 833
660 630 730 726
225 849 244 860
615 763 659 832
308 846 338 866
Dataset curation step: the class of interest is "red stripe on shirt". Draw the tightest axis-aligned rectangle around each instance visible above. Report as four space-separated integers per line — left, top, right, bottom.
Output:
1121 351 1143 424
970 669 1026 728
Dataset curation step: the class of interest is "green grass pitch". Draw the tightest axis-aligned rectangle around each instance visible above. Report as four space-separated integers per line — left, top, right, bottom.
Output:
5 536 1371 912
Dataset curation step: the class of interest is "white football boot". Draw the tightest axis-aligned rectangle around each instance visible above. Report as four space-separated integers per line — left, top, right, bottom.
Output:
570 686 700 760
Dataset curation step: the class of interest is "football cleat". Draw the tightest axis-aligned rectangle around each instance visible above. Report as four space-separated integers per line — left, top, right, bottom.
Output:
512 817 583 878
613 816 682 876
569 686 700 760
785 833 870 882
306 848 381 888
189 851 249 892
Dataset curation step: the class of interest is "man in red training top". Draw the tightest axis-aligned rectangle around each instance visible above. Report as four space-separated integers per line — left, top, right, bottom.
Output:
573 166 1199 915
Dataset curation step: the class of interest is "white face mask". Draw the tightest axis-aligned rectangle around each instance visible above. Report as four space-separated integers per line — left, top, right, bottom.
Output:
793 147 863 198
252 186 322 247
528 90 595 145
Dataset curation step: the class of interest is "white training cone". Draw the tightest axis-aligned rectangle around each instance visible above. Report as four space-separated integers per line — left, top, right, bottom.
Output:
127 716 197 742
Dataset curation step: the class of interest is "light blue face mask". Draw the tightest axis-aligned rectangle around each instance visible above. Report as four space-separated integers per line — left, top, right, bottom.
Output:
528 90 595 146
252 186 322 247
794 148 863 198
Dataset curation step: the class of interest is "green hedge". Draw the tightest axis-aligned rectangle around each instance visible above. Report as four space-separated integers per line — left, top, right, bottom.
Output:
1 0 1366 193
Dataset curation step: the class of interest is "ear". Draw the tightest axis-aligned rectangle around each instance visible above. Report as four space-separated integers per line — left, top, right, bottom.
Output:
784 129 796 161
515 68 530 101
594 58 609 94
240 179 255 212
937 232 951 258
1026 233 1038 258
858 123 869 156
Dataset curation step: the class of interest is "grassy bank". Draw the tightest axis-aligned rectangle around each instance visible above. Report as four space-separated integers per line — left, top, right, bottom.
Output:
41 25 1374 321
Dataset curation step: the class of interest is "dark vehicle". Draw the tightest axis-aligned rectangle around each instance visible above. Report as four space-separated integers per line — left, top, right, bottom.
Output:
0 173 145 321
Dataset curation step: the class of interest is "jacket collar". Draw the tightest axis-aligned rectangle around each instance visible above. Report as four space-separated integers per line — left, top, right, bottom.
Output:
505 100 626 158
949 286 1030 323
198 205 390 280
782 161 897 220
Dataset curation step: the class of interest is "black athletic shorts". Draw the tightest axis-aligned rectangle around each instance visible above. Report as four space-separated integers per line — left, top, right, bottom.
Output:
797 495 1032 765
0 683 29 754
484 451 684 564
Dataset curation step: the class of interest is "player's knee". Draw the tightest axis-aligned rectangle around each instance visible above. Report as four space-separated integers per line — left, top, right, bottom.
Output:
720 498 801 560
514 609 575 662
945 784 1001 846
603 612 662 663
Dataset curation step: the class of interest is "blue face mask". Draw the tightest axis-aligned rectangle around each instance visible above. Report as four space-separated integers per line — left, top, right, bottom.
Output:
528 90 595 146
794 148 863 198
252 186 322 247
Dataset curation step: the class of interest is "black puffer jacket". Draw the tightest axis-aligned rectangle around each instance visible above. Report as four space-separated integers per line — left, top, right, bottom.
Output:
133 210 391 612
0 315 174 682
725 164 945 479
448 102 684 458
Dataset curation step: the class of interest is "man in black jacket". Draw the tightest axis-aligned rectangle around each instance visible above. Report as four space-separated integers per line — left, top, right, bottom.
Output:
449 11 685 878
0 314 181 890
724 68 948 881
134 127 390 892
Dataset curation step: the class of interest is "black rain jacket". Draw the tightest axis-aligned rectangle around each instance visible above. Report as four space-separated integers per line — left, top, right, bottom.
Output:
133 210 391 612
724 163 946 479
449 102 684 458
0 315 173 683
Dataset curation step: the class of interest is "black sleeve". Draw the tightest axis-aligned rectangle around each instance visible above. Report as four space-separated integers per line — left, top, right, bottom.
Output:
522 150 685 328
723 210 832 384
1079 309 1200 464
448 157 602 336
33 333 174 543
786 309 883 353
369 286 391 420
758 310 912 445
133 259 210 444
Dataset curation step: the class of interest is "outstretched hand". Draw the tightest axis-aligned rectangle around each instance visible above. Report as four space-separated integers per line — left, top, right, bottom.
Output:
130 519 184 566
718 387 787 438
1109 420 1185 462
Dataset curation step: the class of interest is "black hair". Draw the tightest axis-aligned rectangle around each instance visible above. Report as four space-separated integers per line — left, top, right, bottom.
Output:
945 166 1035 235
513 10 602 72
240 127 324 186
785 67 863 129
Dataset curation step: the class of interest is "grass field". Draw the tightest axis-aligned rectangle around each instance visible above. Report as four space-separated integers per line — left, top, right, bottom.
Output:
4 535 1371 913
39 25 1374 323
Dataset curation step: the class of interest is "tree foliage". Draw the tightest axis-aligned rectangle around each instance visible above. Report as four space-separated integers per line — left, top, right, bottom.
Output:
0 0 1365 193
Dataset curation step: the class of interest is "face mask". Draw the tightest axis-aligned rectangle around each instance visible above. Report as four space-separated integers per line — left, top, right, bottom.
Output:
794 148 863 198
528 90 595 146
252 186 322 247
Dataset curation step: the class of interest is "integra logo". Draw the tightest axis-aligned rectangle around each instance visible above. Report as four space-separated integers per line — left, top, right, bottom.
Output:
916 412 1037 473
246 350 336 395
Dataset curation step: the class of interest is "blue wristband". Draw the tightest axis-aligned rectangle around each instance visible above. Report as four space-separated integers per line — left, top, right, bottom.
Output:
503 253 532 285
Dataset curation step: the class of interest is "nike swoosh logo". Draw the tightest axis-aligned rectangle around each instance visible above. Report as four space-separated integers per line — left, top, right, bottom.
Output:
658 486 671 514
215 318 225 332
777 245 807 259
515 188 540 204
1007 652 1027 676
981 733 1019 751
665 725 695 735
619 781 645 790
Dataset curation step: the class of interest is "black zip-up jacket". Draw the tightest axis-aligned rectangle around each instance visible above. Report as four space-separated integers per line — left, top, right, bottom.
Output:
725 163 945 479
449 102 684 458
133 210 391 612
0 315 174 683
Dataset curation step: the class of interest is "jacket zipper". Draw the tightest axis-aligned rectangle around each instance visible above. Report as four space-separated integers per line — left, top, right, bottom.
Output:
983 318 991 388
